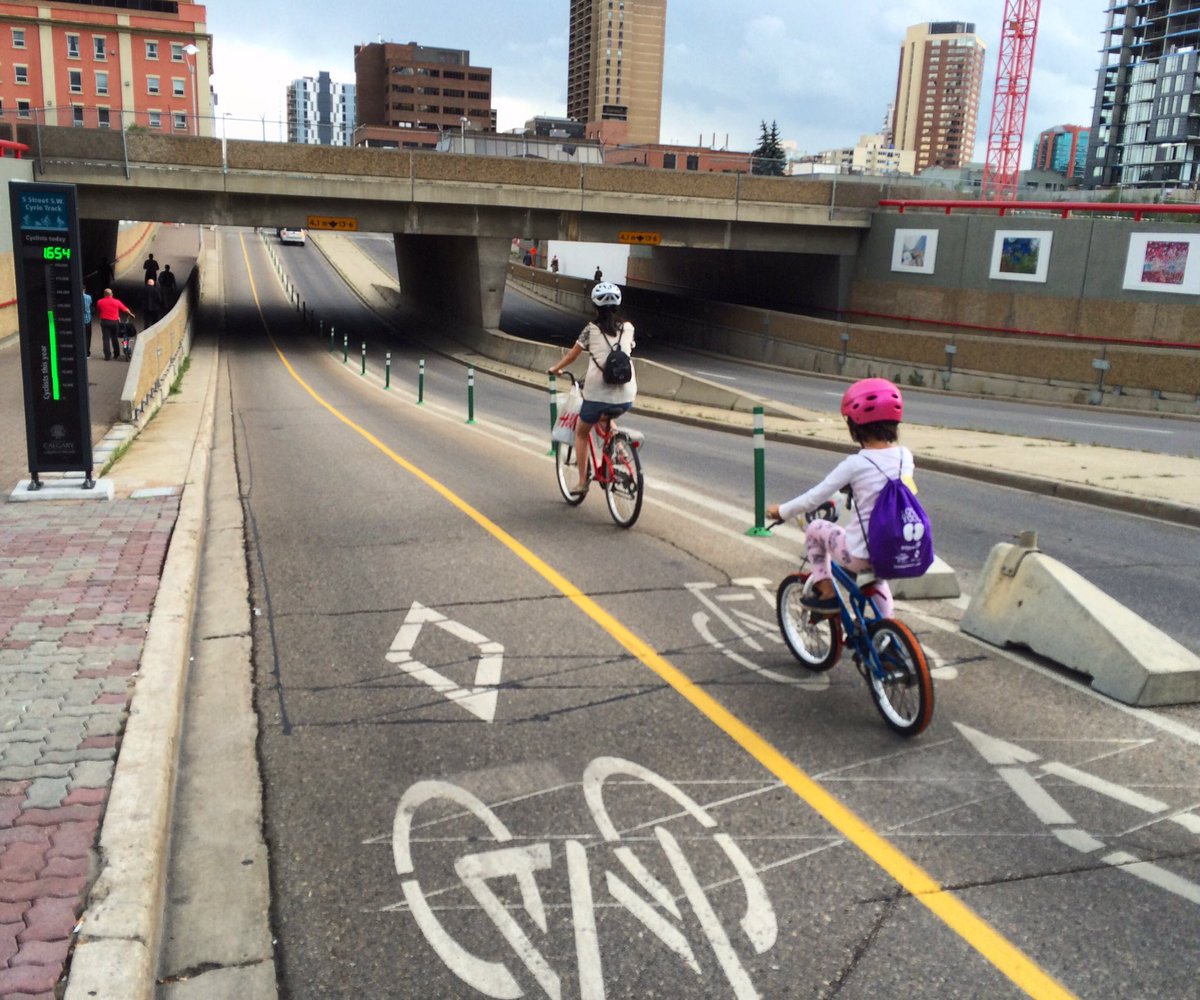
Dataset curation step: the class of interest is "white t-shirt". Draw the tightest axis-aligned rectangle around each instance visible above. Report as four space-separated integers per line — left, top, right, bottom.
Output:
778 446 916 560
577 322 637 404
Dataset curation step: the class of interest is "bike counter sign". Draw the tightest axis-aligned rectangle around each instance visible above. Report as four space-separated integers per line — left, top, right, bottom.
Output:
8 181 93 488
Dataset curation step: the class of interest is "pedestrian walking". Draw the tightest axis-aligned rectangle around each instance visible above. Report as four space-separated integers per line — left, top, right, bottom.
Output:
143 253 159 284
143 278 164 329
593 266 603 282
550 255 559 273
95 288 134 360
157 264 177 302
82 289 93 357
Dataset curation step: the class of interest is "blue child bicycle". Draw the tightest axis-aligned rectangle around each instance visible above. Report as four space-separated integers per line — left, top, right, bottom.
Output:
773 501 934 736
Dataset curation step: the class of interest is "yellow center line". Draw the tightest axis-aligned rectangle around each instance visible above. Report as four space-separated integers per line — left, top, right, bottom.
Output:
234 233 1077 1000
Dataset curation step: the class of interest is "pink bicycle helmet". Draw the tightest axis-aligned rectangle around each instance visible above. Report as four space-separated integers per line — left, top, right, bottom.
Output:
841 378 903 424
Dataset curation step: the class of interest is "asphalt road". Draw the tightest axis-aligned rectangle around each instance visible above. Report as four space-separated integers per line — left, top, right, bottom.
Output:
352 231 1200 457
224 229 1200 999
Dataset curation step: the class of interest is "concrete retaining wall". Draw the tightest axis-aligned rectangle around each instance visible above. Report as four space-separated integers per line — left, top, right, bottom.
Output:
513 265 1200 413
119 264 197 424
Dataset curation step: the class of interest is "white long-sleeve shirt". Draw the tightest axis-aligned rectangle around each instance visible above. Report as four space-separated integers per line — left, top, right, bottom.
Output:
778 446 915 560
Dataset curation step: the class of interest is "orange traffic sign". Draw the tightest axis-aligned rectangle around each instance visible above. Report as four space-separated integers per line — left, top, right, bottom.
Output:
307 215 358 232
618 231 662 246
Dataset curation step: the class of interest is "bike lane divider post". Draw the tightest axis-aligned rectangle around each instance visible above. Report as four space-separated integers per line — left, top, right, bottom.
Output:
746 406 771 536
385 351 391 390
466 366 477 425
418 358 425 405
342 332 348 365
547 373 558 455
361 342 367 376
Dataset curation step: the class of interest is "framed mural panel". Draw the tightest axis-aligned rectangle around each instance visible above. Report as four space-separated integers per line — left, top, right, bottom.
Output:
891 229 938 274
1122 233 1200 295
988 230 1053 283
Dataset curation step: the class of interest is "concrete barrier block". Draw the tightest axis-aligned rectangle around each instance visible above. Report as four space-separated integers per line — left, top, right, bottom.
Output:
892 555 960 600
962 541 1200 706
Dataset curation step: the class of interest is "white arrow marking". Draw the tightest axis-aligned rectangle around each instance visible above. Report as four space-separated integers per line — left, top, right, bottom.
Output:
955 723 1041 766
386 602 504 723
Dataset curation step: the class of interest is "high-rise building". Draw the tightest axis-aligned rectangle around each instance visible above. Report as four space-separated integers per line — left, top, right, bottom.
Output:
287 72 355 146
892 21 986 173
353 41 495 150
0 0 211 135
1086 2 1200 189
567 0 666 146
1033 124 1089 179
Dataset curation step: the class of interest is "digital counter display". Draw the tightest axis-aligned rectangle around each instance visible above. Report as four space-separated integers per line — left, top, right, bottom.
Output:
9 181 93 483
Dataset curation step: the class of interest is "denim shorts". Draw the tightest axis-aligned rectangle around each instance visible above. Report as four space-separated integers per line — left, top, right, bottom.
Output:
579 399 632 424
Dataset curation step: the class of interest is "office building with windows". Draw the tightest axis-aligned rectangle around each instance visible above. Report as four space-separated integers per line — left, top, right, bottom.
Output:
1033 124 1089 179
353 41 495 150
567 0 666 146
287 71 355 146
1086 2 1200 189
892 21 985 173
0 0 211 135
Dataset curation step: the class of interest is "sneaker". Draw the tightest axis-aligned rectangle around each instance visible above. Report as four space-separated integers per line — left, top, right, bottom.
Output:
800 593 839 615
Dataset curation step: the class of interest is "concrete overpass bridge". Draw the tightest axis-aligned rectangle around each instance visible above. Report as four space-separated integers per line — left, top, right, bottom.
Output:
20 126 873 327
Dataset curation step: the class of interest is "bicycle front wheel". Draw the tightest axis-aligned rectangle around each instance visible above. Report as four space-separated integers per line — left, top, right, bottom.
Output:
776 574 841 671
865 619 934 736
555 442 586 506
605 433 643 527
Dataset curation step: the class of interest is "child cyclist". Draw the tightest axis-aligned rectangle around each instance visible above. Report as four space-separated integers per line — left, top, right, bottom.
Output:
766 378 916 618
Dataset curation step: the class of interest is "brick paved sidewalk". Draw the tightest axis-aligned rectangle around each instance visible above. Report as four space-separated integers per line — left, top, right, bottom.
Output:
0 496 178 999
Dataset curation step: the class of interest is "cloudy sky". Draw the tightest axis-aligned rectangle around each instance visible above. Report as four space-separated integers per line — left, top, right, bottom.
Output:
207 0 1106 160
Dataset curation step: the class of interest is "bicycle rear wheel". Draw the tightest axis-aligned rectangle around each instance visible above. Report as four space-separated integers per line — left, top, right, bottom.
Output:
604 433 643 527
776 574 841 671
555 442 586 506
865 619 934 736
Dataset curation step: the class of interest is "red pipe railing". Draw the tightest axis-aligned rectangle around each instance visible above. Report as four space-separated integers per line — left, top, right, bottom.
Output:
878 199 1200 222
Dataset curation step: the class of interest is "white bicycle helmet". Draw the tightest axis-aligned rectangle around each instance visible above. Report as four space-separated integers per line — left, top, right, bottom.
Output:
591 281 622 307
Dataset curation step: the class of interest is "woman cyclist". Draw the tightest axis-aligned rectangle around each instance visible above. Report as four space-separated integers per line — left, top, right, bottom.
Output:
767 378 916 618
547 282 637 496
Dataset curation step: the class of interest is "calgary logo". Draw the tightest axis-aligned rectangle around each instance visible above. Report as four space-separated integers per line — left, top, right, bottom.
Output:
49 424 66 440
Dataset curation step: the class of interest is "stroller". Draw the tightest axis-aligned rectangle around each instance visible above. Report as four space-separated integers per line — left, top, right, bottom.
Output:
118 319 137 361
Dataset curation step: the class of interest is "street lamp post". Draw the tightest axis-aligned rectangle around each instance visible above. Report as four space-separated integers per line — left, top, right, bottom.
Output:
460 116 469 154
184 43 199 135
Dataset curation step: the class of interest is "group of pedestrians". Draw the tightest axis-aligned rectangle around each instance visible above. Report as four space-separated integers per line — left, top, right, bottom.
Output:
84 252 179 360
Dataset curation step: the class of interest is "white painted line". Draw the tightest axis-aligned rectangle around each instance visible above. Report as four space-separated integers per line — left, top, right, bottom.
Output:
997 766 1075 826
1169 811 1200 835
1040 761 1168 814
1102 851 1200 905
1053 828 1106 853
693 369 738 381
956 724 1042 766
1044 418 1173 435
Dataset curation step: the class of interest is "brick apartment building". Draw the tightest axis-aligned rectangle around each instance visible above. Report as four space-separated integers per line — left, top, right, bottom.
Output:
353 41 496 150
0 0 211 136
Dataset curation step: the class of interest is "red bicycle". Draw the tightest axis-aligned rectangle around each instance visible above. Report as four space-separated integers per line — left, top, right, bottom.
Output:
554 374 644 528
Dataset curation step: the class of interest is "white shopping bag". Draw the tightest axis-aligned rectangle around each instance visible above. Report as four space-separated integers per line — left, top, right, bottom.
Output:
551 383 582 444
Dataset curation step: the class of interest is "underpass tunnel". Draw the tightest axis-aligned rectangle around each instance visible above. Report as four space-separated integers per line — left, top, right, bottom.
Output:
392 234 511 329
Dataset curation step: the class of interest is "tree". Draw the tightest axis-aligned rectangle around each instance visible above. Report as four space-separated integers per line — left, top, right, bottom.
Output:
751 120 785 176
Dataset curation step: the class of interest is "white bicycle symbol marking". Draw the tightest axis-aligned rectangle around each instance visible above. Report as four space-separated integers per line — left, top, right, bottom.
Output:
689 579 956 684
392 757 778 999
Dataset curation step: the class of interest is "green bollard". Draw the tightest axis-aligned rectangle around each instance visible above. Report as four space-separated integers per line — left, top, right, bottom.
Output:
385 352 391 390
418 359 425 405
746 406 771 536
466 366 476 425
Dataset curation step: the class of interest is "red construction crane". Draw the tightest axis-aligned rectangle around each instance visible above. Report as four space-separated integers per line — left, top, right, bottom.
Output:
982 0 1042 201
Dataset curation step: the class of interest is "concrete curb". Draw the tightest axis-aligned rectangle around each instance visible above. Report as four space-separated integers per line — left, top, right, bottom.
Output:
63 290 221 1000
